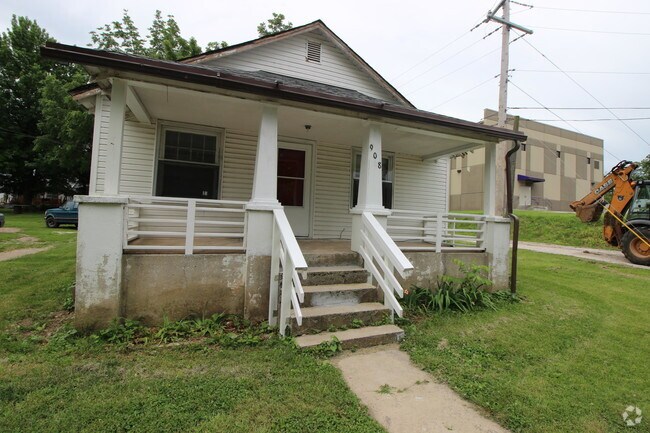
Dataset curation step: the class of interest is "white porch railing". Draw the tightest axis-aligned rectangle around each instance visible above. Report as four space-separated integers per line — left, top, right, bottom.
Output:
123 195 247 254
269 208 308 336
358 212 414 318
387 210 486 252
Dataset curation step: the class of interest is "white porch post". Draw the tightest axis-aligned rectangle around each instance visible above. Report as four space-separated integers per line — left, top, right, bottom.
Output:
245 105 282 321
351 123 390 252
483 144 497 216
105 78 126 196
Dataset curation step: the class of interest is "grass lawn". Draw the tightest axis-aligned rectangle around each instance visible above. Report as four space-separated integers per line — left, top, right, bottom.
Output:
402 250 650 433
514 209 613 249
0 214 384 433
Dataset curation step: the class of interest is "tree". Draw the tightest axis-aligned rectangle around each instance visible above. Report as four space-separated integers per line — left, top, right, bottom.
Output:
90 10 227 60
635 154 650 180
0 16 92 202
257 13 293 37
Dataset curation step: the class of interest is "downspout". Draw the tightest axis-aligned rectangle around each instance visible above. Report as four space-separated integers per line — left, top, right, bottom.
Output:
505 116 521 294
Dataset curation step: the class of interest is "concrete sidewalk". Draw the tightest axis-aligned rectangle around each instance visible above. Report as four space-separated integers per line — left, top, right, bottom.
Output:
517 241 648 270
331 345 509 433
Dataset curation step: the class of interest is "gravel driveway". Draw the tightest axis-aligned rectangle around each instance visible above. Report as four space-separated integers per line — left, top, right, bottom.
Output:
517 241 649 270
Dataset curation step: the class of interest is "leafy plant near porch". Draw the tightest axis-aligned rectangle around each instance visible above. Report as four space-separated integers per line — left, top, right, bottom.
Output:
401 261 515 313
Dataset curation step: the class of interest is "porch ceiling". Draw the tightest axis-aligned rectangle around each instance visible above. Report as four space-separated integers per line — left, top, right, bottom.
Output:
132 81 491 159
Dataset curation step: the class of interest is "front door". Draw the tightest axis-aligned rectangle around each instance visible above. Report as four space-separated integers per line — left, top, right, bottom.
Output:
277 143 312 237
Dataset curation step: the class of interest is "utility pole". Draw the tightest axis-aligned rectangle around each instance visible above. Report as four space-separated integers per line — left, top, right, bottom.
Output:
483 0 533 216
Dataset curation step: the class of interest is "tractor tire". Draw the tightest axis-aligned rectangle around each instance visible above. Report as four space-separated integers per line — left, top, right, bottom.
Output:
621 227 650 266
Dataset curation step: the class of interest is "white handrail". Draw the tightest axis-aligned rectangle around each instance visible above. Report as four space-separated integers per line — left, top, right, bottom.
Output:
387 210 486 251
359 212 414 319
123 196 247 254
269 208 308 336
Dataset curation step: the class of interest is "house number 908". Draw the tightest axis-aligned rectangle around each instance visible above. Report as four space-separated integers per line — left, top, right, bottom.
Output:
373 152 377 159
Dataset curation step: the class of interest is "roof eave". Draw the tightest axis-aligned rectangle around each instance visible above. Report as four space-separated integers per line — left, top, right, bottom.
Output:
41 43 526 143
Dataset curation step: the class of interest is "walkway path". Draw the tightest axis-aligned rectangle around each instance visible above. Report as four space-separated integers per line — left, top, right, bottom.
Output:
332 345 509 433
517 241 648 270
0 247 51 262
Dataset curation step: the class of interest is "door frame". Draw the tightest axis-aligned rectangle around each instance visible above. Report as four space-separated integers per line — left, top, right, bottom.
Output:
278 140 314 238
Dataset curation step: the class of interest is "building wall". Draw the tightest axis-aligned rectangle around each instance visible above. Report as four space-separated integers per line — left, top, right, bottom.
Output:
449 109 605 211
199 30 400 104
93 110 449 239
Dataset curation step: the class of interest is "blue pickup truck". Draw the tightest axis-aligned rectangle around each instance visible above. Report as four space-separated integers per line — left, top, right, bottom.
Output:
45 201 78 228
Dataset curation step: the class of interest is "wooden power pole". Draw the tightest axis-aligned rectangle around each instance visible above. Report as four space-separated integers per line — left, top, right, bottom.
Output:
484 0 533 216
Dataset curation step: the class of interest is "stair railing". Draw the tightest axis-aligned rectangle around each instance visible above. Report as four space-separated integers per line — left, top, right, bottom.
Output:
269 208 308 336
358 212 414 318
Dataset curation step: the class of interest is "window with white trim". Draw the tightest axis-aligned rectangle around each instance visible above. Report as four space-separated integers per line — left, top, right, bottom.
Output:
351 151 394 209
156 125 221 199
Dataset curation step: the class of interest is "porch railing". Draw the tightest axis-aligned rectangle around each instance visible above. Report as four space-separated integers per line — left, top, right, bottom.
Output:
123 195 247 254
387 210 486 252
358 212 414 318
269 208 308 336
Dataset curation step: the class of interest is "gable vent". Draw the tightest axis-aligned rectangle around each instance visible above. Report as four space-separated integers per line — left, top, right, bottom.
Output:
306 41 321 63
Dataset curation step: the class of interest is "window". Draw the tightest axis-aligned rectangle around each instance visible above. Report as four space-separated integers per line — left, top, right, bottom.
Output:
351 152 394 209
156 126 221 199
277 148 306 206
594 160 600 170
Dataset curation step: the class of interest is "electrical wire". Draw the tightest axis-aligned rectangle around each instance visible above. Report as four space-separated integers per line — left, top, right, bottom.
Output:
432 74 500 109
510 107 650 110
516 33 650 149
515 69 650 75
528 117 650 122
532 6 650 15
531 26 650 36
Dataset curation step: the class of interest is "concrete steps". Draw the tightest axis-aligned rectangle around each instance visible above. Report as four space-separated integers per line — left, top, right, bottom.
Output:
295 324 404 349
299 265 369 286
303 283 378 307
291 302 391 335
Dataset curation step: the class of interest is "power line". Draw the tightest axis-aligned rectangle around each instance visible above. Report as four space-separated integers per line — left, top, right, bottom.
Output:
432 74 499 109
531 26 650 36
532 6 650 15
403 47 500 95
397 28 500 88
508 80 624 163
516 33 650 149
529 117 650 122
510 107 650 110
515 69 650 75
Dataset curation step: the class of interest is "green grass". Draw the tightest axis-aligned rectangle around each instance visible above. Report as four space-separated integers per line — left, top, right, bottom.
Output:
514 210 613 249
0 214 384 433
402 250 650 433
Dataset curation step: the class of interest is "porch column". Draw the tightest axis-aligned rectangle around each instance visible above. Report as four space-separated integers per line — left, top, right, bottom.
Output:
483 144 497 216
351 123 390 252
104 78 126 196
244 105 282 321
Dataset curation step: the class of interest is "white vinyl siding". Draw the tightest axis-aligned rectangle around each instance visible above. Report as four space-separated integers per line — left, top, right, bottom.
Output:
201 31 400 105
119 120 156 195
220 130 257 201
394 155 448 213
312 142 353 239
94 95 111 194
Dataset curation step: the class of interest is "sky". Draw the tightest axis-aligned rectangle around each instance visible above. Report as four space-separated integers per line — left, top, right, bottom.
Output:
3 0 650 171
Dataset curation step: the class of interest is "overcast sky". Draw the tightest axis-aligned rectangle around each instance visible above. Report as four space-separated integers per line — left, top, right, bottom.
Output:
3 0 650 171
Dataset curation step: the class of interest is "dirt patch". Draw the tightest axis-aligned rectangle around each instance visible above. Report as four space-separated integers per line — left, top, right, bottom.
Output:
0 247 51 262
17 236 39 243
0 227 21 233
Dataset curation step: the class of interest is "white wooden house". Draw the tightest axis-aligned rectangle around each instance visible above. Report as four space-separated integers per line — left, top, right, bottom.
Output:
42 21 524 346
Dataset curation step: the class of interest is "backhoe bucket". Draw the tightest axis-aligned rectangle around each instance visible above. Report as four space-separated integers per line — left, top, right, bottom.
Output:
574 202 604 223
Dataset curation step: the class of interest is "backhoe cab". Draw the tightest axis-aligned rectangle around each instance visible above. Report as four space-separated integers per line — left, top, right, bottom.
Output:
570 160 650 266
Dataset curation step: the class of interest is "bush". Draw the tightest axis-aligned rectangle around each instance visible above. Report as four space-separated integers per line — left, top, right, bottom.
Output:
402 261 498 313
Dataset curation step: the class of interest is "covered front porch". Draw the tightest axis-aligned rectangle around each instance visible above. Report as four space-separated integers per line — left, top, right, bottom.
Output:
72 74 518 330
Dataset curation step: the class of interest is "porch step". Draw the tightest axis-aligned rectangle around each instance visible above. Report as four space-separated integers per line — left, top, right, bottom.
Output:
295 324 404 349
303 283 378 307
304 251 362 268
291 302 391 335
299 265 369 286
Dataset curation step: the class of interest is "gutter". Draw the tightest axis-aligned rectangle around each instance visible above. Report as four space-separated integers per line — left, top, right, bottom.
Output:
40 42 527 144
505 116 521 295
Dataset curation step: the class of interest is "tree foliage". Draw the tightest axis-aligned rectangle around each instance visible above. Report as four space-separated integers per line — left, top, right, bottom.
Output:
635 154 650 180
0 15 92 201
90 10 227 60
257 13 293 37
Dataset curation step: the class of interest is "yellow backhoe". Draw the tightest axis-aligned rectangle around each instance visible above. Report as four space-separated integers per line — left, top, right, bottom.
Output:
570 160 650 265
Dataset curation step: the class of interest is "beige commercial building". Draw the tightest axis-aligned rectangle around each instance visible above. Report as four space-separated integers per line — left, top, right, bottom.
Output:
450 109 604 212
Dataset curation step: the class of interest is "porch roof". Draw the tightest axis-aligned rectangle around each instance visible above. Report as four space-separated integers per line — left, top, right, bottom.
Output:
41 42 526 144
